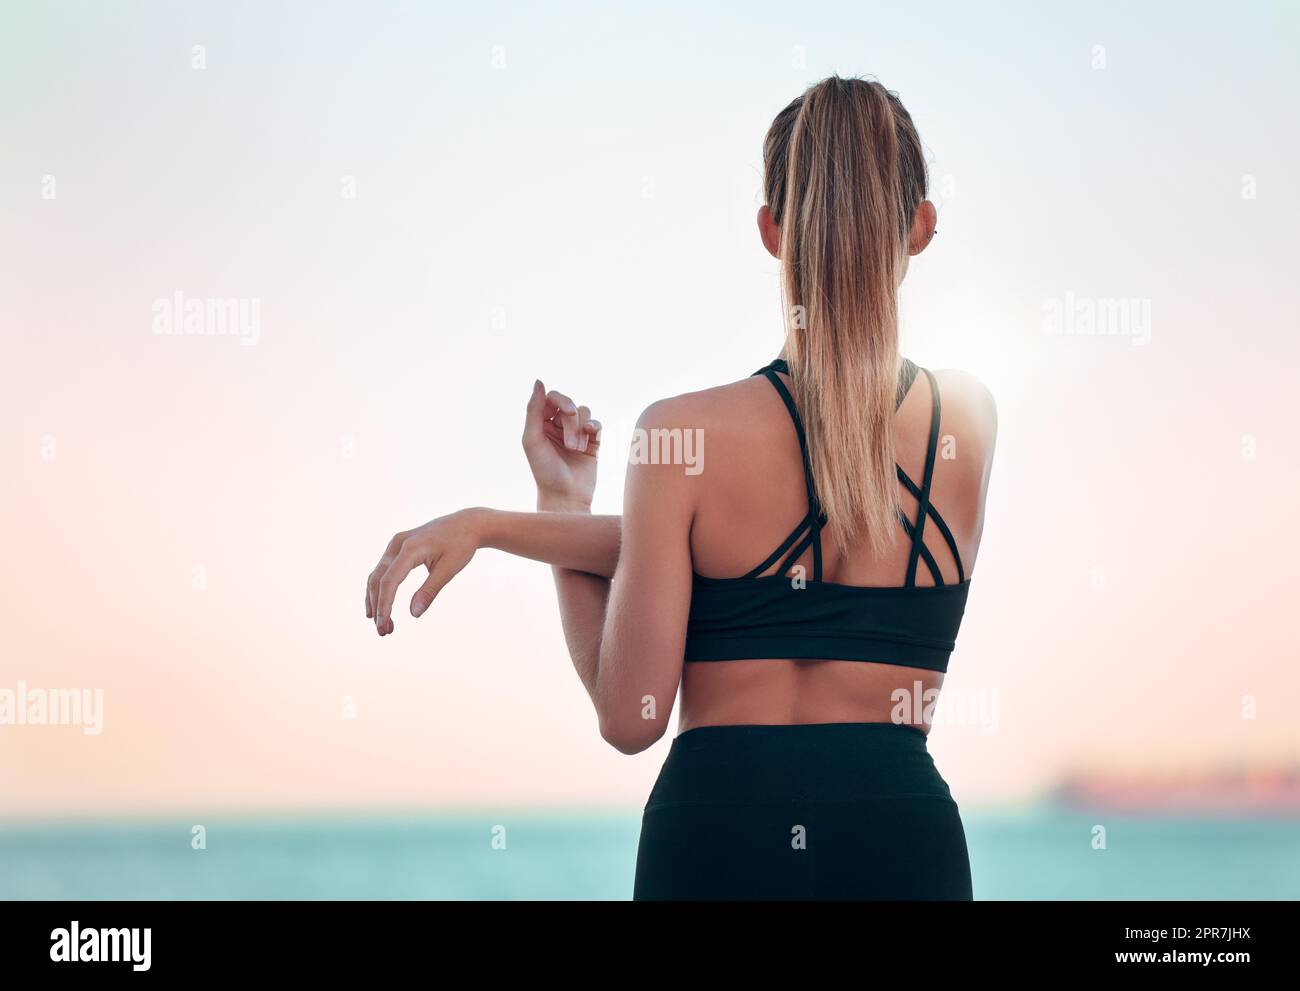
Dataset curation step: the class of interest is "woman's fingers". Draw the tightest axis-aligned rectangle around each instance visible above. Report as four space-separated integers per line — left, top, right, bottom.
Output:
367 561 385 618
576 405 591 453
410 548 472 618
525 378 599 454
367 513 484 635
541 416 600 457
374 542 424 635
545 389 577 417
366 531 407 618
521 379 549 452
545 389 582 450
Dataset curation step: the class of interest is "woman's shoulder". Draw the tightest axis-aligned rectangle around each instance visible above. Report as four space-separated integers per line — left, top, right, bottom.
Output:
624 377 771 493
927 369 998 487
636 364 997 444
635 373 774 431
930 367 998 440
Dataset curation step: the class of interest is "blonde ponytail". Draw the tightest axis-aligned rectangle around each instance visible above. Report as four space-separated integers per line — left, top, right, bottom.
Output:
762 76 927 554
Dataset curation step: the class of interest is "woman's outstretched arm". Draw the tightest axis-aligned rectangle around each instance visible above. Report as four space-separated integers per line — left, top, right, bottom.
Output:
478 506 620 578
364 506 619 627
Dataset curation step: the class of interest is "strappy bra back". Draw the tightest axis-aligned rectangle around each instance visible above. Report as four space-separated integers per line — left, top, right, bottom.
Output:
683 358 971 673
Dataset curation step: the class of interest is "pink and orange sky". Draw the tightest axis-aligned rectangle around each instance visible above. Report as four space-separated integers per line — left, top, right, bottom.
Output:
2 1 1298 818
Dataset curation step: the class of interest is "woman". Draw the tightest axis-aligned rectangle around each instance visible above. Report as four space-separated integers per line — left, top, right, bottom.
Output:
365 76 997 899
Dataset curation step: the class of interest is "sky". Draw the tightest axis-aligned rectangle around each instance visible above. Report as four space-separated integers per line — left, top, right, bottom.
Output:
1 0 1298 818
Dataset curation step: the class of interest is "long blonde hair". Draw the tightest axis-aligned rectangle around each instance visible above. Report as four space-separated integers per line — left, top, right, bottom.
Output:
762 76 928 554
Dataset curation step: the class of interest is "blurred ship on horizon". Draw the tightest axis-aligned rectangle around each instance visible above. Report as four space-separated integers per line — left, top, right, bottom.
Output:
1050 759 1300 817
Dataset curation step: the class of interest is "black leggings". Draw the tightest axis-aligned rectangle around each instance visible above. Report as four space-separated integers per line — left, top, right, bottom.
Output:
633 722 973 900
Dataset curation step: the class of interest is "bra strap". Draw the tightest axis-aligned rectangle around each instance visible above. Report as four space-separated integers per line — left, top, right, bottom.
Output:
755 362 825 582
896 466 965 583
741 512 816 580
897 508 945 587
771 357 917 414
896 358 919 411
753 356 921 583
904 367 942 587
777 528 819 578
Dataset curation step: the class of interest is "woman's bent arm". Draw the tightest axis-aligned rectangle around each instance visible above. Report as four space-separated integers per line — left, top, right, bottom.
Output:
367 388 694 755
531 495 614 721
489 403 696 754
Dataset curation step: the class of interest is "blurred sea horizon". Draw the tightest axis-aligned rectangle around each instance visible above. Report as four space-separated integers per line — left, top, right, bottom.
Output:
4 803 1297 900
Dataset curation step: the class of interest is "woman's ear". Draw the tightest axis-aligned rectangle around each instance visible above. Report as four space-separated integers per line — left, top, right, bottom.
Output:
757 205 781 259
907 200 938 257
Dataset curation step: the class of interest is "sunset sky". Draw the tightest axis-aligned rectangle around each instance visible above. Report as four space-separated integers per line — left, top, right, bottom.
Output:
2 0 1297 818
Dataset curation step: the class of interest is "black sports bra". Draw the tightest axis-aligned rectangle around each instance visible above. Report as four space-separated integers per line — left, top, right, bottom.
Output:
683 358 970 673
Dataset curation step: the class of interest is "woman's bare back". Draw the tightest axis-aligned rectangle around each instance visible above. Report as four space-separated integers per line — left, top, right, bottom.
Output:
675 360 997 732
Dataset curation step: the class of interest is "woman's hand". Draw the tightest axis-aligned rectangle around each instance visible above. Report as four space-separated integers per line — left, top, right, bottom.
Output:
366 509 484 636
522 379 601 510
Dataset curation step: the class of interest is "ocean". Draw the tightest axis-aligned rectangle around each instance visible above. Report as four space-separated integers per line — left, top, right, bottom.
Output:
2 806 1297 900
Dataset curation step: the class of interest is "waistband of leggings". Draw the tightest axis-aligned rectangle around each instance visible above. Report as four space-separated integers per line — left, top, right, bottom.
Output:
672 721 929 748
648 721 950 807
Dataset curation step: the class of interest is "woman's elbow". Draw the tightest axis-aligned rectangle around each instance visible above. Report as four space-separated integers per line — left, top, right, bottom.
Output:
598 715 667 755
